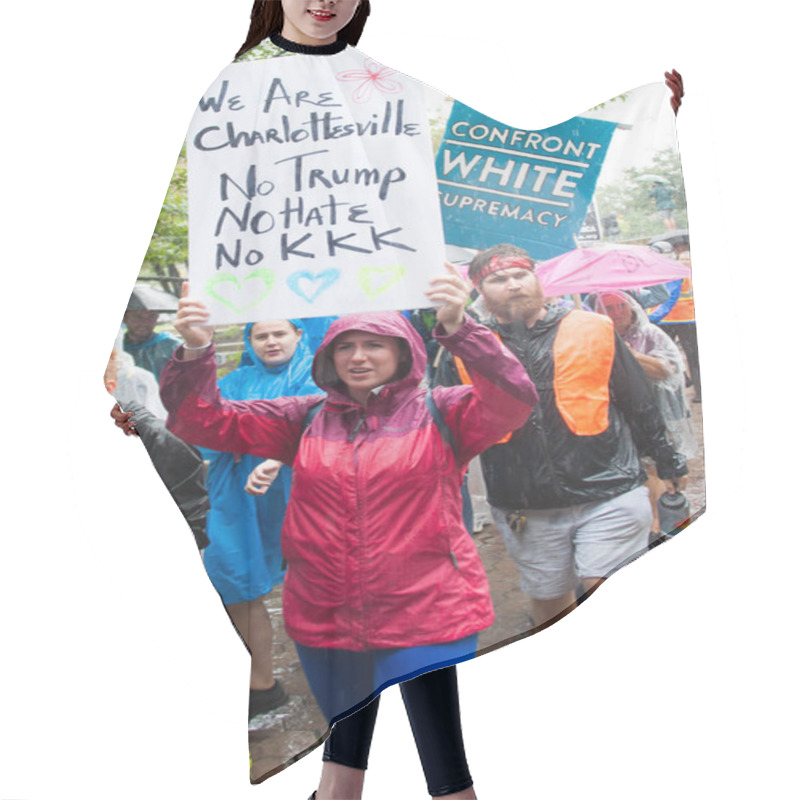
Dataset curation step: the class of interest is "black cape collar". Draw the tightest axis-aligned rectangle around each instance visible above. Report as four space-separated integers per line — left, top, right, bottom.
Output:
270 32 348 55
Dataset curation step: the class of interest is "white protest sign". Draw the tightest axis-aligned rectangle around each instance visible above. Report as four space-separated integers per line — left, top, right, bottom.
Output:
187 50 446 323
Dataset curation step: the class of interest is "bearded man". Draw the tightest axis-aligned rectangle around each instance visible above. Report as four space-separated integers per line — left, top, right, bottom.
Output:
463 244 689 627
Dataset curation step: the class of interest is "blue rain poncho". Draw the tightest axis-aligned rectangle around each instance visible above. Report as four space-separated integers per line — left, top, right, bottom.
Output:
202 320 321 605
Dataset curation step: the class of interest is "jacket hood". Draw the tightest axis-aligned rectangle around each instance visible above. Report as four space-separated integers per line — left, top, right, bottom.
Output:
592 291 648 337
218 319 318 402
242 319 308 371
312 312 427 395
592 290 683 390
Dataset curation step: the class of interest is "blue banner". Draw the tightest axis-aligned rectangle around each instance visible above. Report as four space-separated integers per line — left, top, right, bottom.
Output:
436 102 617 259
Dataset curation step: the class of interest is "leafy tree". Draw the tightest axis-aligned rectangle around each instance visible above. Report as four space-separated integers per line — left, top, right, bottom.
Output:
139 148 188 292
595 148 688 241
429 97 453 154
588 92 629 111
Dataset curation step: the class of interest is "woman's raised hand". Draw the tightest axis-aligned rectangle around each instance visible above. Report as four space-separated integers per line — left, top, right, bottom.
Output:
174 281 213 357
426 262 470 335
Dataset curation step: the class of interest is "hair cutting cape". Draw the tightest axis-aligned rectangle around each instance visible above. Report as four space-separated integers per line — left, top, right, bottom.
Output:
115 34 704 783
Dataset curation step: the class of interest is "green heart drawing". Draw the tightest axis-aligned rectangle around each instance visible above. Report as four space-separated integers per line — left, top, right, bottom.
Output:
357 265 407 299
205 268 276 313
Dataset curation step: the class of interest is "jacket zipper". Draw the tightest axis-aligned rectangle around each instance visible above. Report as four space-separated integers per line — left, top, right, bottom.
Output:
348 413 366 443
523 332 560 498
350 410 369 650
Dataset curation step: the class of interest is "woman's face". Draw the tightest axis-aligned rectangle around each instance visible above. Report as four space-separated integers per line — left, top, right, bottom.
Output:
250 320 302 365
280 0 361 46
332 331 403 403
598 295 633 334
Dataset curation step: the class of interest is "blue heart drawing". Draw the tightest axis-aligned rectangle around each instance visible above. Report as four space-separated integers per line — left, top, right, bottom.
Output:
287 269 341 303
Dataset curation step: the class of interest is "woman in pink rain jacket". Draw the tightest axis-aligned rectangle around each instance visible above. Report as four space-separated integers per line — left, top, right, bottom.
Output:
161 270 536 666
160 266 537 798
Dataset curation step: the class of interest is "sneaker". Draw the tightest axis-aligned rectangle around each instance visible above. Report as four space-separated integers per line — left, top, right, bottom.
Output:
249 680 289 719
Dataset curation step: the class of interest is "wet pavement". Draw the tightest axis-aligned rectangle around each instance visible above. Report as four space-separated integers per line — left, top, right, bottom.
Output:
249 392 706 783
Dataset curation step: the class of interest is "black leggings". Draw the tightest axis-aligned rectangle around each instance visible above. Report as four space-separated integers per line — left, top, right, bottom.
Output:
322 666 472 797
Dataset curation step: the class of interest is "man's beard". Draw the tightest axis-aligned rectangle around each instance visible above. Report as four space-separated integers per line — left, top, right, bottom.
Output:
488 295 542 325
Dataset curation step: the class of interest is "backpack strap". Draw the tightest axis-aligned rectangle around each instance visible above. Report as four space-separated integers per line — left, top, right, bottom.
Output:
425 389 456 456
301 399 325 432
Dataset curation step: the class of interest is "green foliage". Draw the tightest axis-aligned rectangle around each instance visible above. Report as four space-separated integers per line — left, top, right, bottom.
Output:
595 148 688 241
429 97 453 154
140 148 188 279
236 41 291 62
214 325 248 380
588 92 629 111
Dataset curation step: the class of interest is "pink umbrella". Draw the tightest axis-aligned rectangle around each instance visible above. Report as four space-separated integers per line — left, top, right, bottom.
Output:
535 246 691 297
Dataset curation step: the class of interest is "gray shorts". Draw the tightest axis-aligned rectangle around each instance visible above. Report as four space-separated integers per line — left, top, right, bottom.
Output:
491 485 652 600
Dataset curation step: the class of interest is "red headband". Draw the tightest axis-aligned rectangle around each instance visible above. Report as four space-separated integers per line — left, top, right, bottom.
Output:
471 255 535 287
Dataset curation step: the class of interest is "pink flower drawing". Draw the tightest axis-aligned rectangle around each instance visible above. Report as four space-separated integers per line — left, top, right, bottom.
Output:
336 59 404 103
